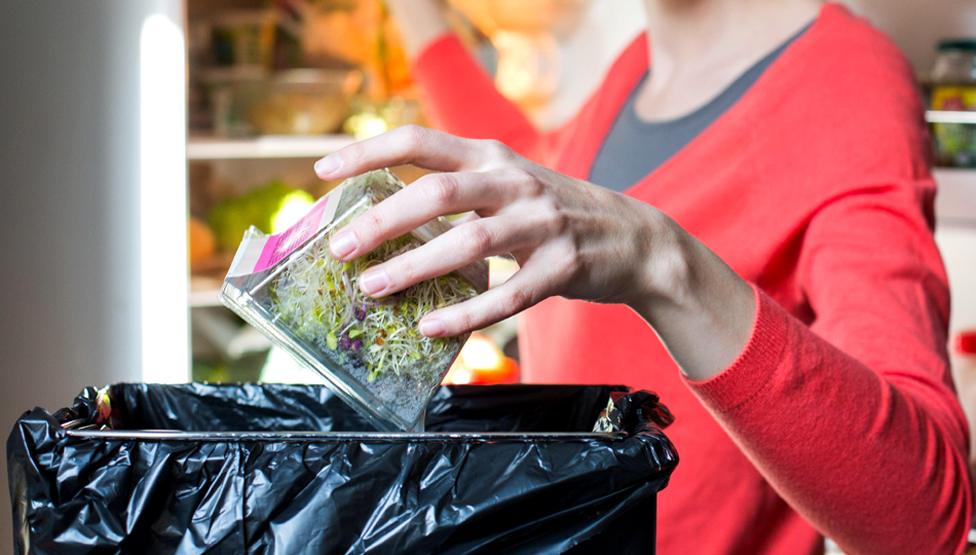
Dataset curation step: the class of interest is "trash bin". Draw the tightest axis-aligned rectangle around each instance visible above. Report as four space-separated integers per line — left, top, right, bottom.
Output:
8 383 678 554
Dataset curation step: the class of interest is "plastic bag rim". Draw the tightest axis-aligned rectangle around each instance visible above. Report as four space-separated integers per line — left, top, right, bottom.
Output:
64 429 629 443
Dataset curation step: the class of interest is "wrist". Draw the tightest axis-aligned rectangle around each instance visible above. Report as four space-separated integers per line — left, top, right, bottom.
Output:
628 210 695 311
626 212 756 380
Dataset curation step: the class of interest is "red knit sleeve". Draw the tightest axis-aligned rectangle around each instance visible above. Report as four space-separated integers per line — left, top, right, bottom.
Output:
686 181 972 554
411 34 543 159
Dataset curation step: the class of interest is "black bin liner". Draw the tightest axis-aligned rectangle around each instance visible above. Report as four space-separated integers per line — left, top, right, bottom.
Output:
8 383 678 554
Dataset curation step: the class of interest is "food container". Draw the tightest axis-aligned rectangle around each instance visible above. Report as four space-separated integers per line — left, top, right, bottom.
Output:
929 39 976 167
247 69 363 135
211 10 277 70
207 68 362 137
220 170 488 431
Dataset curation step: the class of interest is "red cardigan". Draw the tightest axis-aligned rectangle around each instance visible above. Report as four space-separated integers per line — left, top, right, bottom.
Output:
413 4 972 554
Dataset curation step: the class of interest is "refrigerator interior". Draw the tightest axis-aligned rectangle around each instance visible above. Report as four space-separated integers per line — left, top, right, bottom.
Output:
1 0 976 550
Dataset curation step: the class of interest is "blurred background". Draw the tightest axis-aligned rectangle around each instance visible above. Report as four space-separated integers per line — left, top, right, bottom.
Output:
2 0 976 550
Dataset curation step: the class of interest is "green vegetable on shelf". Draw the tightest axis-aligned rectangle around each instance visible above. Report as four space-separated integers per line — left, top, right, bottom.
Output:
209 180 314 252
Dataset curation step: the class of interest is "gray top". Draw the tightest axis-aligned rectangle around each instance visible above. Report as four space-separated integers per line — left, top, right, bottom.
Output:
589 25 809 191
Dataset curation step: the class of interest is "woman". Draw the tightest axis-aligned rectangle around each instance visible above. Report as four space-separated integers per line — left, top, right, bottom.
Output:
314 1 971 552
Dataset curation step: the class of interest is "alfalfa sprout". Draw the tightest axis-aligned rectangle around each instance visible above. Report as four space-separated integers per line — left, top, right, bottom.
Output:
271 232 477 384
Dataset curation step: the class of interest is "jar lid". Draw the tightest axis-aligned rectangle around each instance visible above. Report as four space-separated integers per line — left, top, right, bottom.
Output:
938 39 976 52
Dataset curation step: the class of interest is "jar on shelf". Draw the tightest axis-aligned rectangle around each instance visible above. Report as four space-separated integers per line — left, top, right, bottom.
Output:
930 39 976 167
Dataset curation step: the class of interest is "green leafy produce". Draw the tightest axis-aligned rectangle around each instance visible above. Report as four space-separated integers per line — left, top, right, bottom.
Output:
209 180 314 252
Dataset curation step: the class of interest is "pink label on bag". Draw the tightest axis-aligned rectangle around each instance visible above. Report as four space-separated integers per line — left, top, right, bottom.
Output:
251 190 340 273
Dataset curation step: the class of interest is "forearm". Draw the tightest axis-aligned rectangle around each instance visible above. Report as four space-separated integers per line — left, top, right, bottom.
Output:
388 4 543 157
626 219 970 553
386 0 450 58
626 217 755 380
688 290 970 553
410 34 543 157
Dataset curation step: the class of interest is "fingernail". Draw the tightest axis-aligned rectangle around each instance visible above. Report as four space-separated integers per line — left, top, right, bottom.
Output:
359 269 389 295
329 231 356 259
419 318 445 337
314 156 340 177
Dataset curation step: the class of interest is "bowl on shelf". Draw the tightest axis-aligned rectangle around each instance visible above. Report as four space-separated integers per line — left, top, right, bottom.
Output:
206 68 363 137
247 69 363 135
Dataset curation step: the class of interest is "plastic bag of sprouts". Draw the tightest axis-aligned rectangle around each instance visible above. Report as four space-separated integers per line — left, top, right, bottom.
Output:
220 169 488 432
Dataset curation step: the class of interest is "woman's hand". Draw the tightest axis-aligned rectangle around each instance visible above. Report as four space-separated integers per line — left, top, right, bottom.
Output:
315 125 674 333
314 125 756 379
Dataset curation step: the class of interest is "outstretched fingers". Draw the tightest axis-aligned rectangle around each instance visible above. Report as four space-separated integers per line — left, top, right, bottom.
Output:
418 263 547 337
314 125 506 180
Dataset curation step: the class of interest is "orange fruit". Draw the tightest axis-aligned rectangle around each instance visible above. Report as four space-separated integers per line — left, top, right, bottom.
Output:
188 216 217 266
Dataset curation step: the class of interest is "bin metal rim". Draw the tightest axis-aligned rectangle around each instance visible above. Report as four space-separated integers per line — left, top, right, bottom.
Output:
65 430 626 442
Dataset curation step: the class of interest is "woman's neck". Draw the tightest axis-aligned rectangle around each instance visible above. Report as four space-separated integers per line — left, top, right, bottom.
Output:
637 0 822 121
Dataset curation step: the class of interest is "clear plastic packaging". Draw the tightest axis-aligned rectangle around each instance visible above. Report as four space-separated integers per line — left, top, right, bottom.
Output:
220 170 488 431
